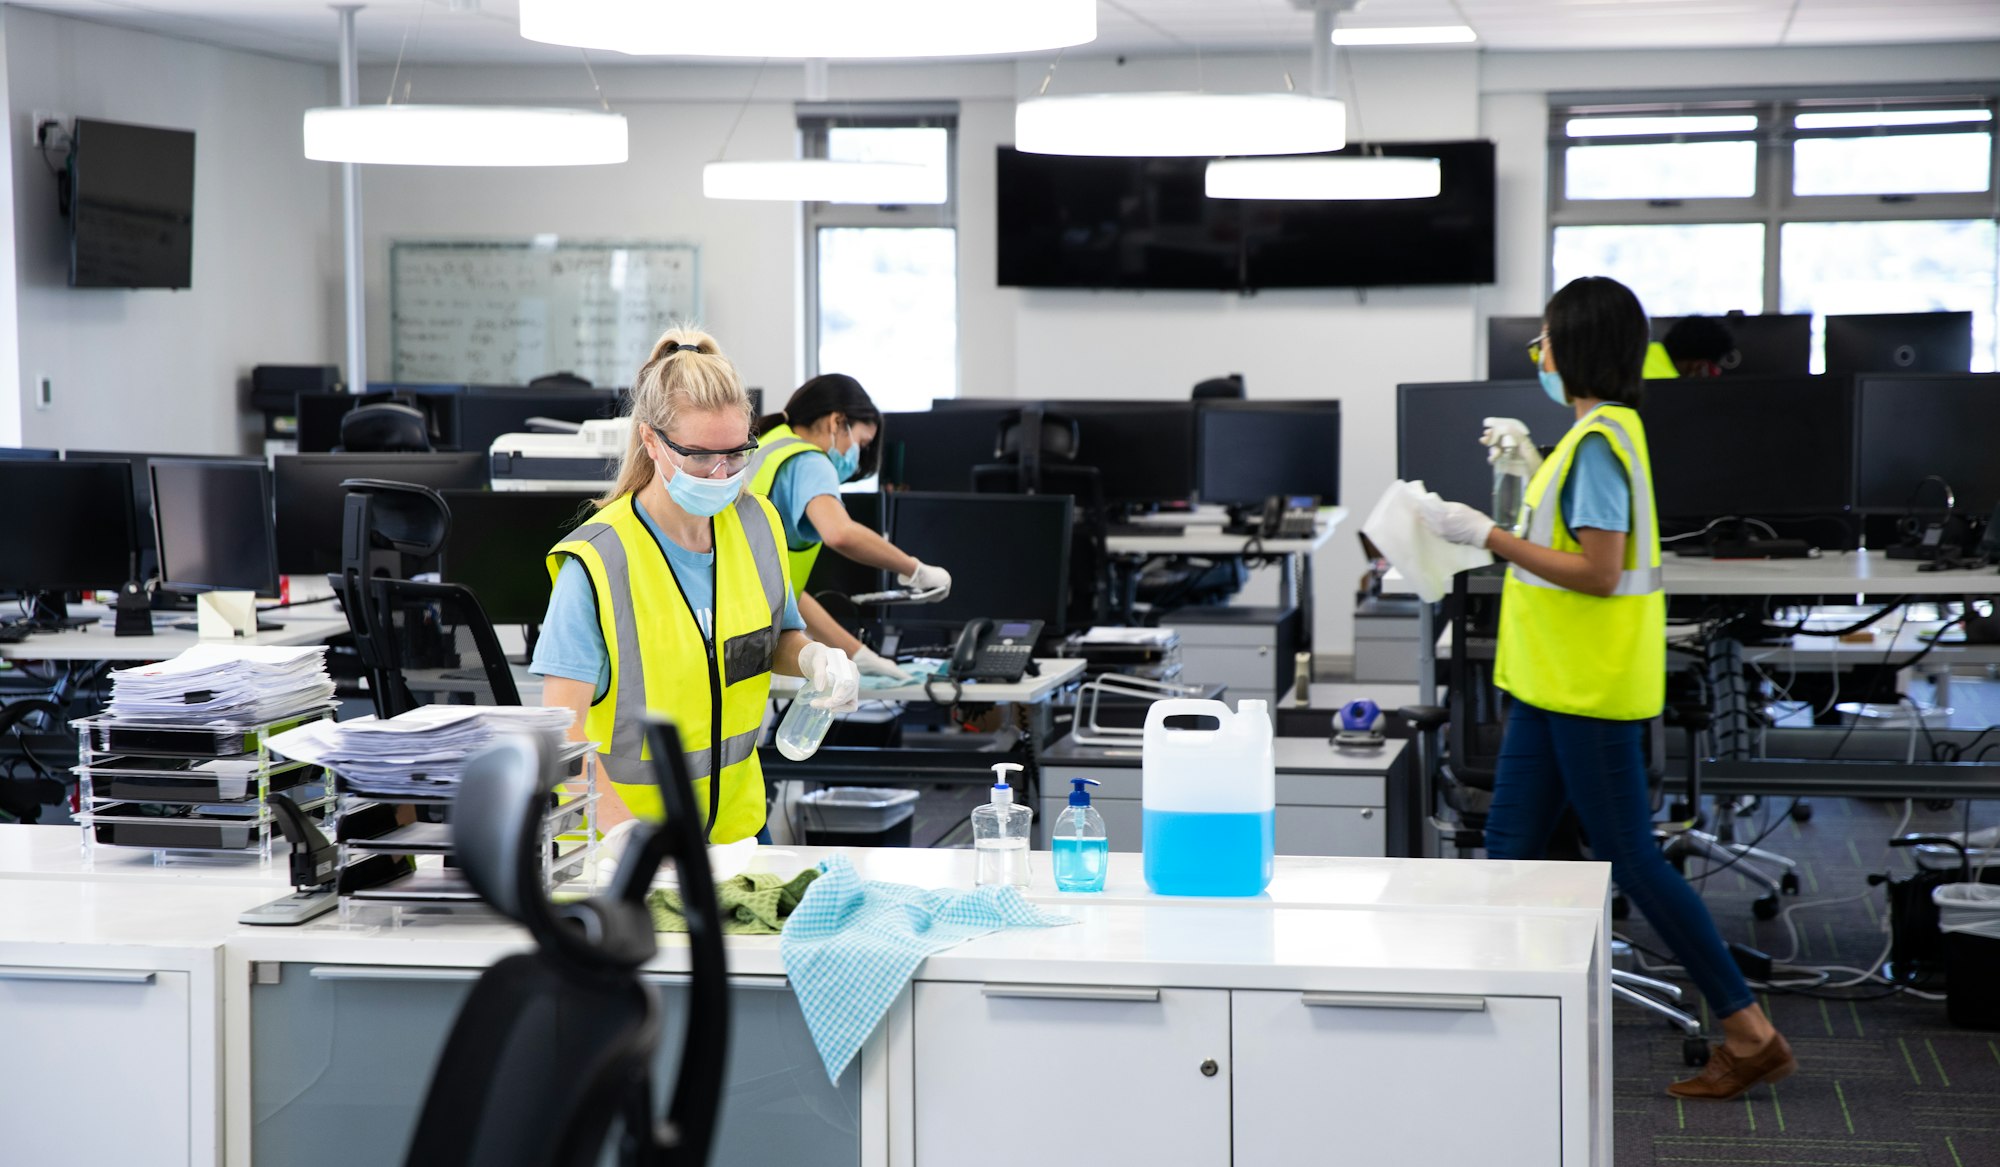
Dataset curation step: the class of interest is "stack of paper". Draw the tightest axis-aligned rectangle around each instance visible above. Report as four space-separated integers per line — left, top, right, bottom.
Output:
267 705 575 798
108 644 336 724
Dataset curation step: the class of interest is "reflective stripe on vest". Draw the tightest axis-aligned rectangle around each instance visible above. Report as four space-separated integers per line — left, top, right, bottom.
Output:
1493 404 1666 722
744 424 828 595
545 490 790 840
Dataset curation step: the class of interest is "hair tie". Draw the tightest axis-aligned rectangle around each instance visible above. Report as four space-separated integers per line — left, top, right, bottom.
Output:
663 340 704 356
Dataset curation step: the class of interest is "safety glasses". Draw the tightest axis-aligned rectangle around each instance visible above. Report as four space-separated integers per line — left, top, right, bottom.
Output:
653 427 759 477
1527 332 1549 367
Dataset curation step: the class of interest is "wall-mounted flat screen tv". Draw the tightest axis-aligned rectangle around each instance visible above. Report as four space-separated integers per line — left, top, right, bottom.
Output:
68 117 196 289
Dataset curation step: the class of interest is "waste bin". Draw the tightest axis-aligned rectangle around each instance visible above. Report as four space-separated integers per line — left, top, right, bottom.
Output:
1934 881 2000 1030
799 787 919 848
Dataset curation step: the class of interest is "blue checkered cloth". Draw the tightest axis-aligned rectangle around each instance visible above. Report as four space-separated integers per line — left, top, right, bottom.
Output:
779 853 1077 1083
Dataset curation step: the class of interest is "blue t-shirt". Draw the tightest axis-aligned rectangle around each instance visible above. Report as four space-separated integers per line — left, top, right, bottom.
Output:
530 503 804 701
767 450 844 550
1557 431 1632 536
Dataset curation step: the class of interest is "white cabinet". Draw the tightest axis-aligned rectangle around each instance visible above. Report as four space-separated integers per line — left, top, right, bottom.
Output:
913 981 1231 1166
0 963 193 1166
1231 990 1562 1167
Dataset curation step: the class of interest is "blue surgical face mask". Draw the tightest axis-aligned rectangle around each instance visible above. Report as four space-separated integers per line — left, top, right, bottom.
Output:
828 435 860 482
662 459 745 517
1538 368 1568 406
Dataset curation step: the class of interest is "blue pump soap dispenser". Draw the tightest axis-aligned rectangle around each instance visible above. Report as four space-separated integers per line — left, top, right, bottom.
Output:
1052 776 1108 892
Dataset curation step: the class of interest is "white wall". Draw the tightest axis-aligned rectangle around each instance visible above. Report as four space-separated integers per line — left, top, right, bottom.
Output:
0 9 21 445
5 7 338 455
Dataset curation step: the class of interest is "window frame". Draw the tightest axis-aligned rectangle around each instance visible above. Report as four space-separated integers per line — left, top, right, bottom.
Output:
798 103 960 390
1548 89 2000 314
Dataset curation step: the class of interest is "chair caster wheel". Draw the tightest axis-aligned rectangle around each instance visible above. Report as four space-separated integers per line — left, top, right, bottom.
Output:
1683 1037 1711 1067
1753 895 1779 921
1668 800 1692 822
1780 872 1801 895
1790 802 1813 823
1611 895 1630 920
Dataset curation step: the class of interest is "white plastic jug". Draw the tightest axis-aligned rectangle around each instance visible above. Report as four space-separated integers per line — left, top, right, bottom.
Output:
1142 698 1275 896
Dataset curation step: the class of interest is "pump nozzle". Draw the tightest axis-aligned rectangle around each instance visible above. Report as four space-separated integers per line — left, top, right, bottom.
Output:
990 761 1024 805
1068 776 1100 807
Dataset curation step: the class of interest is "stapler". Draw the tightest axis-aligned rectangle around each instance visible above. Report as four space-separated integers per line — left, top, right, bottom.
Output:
237 793 340 926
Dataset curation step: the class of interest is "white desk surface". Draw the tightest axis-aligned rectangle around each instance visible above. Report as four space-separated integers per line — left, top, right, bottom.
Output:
1385 552 1999 599
1105 506 1347 556
0 825 297 887
0 609 351 663
770 656 1086 704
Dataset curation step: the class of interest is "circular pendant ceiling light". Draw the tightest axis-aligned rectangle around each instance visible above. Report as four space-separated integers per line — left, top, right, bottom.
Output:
703 160 946 203
302 106 628 166
1013 93 1347 157
1205 155 1441 200
520 0 1096 57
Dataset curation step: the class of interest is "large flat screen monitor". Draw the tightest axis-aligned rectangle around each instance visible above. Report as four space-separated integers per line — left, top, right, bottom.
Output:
879 408 1014 491
1196 401 1341 506
884 492 1072 635
274 453 488 575
0 460 135 593
1396 380 1571 509
151 460 280 596
1486 317 1542 381
1642 376 1855 521
1060 401 1197 506
1855 373 2000 517
68 118 194 289
1655 314 1812 377
438 491 598 626
1825 312 1974 375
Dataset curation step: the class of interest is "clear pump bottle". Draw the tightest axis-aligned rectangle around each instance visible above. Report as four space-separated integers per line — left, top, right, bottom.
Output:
972 762 1033 889
1052 777 1108 892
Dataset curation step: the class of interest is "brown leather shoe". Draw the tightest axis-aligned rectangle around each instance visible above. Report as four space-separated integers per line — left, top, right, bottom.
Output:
1667 1033 1797 1101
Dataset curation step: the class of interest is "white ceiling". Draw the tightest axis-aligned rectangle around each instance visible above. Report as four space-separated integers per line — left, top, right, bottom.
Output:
8 0 2000 66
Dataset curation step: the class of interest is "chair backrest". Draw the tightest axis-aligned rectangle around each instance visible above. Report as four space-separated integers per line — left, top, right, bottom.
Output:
1192 373 1246 400
334 480 518 718
338 403 433 453
406 724 728 1167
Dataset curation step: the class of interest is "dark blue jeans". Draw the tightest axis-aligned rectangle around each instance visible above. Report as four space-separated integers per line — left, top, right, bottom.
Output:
1486 699 1755 1019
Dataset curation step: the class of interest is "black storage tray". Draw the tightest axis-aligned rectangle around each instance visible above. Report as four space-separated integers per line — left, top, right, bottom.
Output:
89 805 263 851
83 761 324 804
82 708 333 759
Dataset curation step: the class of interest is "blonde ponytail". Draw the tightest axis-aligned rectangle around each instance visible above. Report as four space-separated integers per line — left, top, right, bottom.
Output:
599 326 754 507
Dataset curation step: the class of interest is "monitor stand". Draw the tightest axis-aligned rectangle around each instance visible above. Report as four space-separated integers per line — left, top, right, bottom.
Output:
23 592 93 631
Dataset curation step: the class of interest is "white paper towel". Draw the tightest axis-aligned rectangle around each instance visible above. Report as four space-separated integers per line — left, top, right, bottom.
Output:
1362 479 1495 603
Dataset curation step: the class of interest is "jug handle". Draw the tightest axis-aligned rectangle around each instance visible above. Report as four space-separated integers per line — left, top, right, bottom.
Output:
1144 698 1235 735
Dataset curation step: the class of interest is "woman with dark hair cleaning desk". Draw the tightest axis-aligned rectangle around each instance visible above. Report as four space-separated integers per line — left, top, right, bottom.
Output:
1422 275 1795 1100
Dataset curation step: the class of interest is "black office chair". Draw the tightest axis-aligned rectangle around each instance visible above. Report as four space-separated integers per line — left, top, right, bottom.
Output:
406 720 728 1167
972 408 1115 626
329 479 520 718
1191 373 1245 400
337 403 433 453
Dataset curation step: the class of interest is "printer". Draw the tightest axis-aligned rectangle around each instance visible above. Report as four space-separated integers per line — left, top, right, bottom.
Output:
489 416 631 492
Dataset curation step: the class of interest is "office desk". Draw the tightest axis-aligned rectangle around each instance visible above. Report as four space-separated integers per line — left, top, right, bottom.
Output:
1108 507 1347 654
0 610 351 664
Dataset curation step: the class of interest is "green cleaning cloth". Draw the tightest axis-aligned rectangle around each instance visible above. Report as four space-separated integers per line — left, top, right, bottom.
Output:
648 868 822 936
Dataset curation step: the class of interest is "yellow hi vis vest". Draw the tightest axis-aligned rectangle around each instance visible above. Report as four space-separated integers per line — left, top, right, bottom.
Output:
1494 404 1666 722
546 491 791 840
744 424 829 596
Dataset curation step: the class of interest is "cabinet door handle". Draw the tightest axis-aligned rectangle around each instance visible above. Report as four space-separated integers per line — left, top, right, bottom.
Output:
643 973 792 992
1300 991 1486 1012
307 966 482 983
982 984 1161 1003
0 966 156 985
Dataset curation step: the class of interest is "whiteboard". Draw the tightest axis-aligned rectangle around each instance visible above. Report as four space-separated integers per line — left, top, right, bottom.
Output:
390 240 700 387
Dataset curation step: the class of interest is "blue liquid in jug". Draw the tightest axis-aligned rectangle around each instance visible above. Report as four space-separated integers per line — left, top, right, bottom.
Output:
1143 809 1275 897
1052 837 1109 892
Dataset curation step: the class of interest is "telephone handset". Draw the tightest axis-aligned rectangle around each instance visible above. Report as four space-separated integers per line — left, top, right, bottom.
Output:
947 618 1044 683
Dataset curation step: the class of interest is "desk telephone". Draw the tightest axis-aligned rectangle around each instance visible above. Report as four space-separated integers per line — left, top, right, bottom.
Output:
947 618 1044 683
1226 495 1319 540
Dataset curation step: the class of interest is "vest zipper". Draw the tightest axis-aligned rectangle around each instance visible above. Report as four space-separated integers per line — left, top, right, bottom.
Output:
703 627 723 841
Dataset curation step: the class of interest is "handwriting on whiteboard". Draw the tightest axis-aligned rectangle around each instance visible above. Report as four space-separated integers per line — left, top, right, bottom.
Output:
391 241 700 386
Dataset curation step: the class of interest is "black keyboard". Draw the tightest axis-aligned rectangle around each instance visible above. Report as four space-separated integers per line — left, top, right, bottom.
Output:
0 624 31 644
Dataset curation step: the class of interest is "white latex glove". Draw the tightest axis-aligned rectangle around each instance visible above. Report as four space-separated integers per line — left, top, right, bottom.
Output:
597 818 642 884
1419 494 1497 549
852 645 914 685
897 560 952 602
796 641 861 712
1481 416 1544 475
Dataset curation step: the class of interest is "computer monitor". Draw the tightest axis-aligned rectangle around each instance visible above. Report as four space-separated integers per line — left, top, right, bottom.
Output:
801 492 886 598
1196 401 1341 507
1060 401 1197 507
437 491 598 625
273 453 489 575
1855 374 2000 517
65 450 262 578
151 459 280 596
1641 376 1855 522
1486 316 1543 381
884 492 1072 635
1825 312 1974 375
454 388 621 455
0 460 135 597
1396 380 1571 508
879 408 1014 490
0 447 59 460
1654 314 1812 376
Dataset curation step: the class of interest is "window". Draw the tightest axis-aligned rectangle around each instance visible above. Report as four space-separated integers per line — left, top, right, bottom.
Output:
801 107 958 412
1548 94 2000 371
